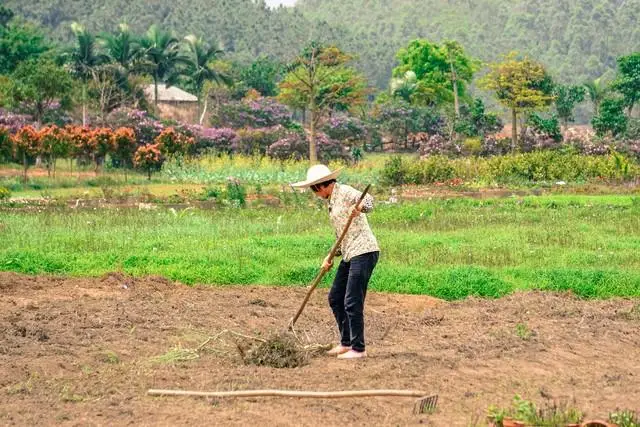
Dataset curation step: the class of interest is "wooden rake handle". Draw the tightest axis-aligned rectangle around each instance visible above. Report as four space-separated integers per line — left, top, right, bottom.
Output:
289 184 371 328
148 388 426 398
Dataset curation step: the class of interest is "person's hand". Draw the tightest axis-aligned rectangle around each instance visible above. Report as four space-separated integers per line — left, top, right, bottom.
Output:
348 204 363 219
322 255 334 271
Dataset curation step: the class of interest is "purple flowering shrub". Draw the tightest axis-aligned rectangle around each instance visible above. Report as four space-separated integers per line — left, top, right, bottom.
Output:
236 125 287 155
321 114 367 145
481 136 513 157
0 109 33 133
412 133 460 157
106 108 165 145
211 97 293 129
267 131 308 161
192 127 239 154
315 132 353 163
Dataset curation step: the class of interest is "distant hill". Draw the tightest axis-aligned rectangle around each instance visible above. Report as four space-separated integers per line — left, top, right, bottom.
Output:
5 0 640 90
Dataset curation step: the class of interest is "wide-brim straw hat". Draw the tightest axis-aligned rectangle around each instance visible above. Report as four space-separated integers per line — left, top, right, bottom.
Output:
291 164 342 188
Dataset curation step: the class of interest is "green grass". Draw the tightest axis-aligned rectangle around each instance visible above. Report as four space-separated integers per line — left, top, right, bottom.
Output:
1 194 639 300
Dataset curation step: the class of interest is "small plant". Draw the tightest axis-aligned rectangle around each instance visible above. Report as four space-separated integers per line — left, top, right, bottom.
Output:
101 350 120 364
486 395 583 426
226 177 246 207
610 409 640 427
515 323 533 340
0 186 10 200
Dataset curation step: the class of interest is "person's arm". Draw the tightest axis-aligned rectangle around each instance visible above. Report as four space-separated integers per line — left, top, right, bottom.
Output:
348 185 374 215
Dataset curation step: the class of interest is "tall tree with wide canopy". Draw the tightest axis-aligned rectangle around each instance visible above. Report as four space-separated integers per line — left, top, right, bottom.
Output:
612 52 640 116
481 51 555 147
392 39 476 115
278 41 367 162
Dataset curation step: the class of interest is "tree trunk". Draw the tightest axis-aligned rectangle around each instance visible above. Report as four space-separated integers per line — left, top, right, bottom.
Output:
154 75 159 111
309 98 318 163
23 153 28 184
82 84 87 127
450 67 459 117
199 95 208 126
511 109 518 148
147 169 152 180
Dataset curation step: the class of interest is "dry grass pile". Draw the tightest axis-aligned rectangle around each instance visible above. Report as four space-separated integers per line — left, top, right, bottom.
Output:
242 332 308 368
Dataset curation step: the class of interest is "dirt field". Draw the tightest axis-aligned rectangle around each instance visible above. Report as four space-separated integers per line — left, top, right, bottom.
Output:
0 272 638 426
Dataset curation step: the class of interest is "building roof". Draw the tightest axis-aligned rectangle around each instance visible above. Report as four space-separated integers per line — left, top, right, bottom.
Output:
144 84 198 103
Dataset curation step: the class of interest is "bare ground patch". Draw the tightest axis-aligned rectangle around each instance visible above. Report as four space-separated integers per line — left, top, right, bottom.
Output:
0 272 638 426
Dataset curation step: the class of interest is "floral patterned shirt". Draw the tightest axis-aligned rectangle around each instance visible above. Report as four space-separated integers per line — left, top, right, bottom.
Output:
328 183 380 261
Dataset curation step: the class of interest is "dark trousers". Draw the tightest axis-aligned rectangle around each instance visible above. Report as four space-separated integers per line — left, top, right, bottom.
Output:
328 251 379 352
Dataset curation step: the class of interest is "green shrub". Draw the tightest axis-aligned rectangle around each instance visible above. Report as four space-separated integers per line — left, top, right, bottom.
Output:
226 178 246 207
0 186 11 200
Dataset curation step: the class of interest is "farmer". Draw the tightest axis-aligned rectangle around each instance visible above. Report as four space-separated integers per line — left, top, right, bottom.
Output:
292 164 379 359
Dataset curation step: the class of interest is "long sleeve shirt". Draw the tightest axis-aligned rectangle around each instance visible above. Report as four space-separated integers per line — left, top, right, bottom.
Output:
328 183 380 261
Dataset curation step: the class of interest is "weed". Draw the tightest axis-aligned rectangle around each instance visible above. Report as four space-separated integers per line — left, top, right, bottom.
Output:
101 350 120 364
515 323 533 340
487 395 583 426
60 384 84 402
5 373 39 395
610 409 640 427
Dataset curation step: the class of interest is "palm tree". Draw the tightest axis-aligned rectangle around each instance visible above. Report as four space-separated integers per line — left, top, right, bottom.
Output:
182 35 231 124
584 77 609 115
69 22 106 126
98 23 140 72
390 70 417 103
138 25 187 110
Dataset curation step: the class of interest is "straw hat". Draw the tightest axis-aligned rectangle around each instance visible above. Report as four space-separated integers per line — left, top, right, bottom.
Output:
291 164 342 188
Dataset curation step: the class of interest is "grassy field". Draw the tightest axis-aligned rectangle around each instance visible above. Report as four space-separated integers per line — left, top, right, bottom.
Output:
1 194 639 300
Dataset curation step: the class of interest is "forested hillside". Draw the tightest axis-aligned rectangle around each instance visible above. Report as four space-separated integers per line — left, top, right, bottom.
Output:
5 0 640 88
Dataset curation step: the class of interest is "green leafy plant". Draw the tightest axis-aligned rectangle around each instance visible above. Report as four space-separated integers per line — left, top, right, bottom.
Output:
610 409 640 427
487 395 583 426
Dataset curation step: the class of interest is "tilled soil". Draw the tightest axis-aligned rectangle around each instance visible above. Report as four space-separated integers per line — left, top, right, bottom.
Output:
0 272 638 426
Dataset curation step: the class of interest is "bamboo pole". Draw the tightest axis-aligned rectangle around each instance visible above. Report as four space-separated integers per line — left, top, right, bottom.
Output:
148 389 427 399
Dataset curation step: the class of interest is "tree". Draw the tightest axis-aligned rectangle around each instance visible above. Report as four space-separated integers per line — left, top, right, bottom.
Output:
278 41 366 162
8 58 73 126
0 17 49 74
554 84 586 129
392 39 476 114
12 125 40 183
69 22 105 126
592 97 628 137
98 23 140 72
481 52 555 147
139 25 187 110
182 35 230 124
584 77 609 115
240 57 281 97
612 53 640 116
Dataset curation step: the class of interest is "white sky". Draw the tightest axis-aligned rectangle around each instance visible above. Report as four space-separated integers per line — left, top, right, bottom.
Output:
265 0 298 6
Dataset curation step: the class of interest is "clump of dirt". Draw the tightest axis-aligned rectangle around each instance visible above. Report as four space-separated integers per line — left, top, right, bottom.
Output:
242 332 308 368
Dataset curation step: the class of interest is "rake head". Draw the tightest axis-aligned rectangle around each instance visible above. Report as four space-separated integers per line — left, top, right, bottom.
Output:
414 394 438 414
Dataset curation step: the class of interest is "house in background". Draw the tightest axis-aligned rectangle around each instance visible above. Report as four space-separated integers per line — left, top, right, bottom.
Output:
144 84 199 124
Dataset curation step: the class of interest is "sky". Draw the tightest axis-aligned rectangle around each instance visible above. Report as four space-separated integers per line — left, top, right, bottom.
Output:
265 0 298 6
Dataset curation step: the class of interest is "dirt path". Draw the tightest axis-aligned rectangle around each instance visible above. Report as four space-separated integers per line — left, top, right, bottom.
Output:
0 273 638 426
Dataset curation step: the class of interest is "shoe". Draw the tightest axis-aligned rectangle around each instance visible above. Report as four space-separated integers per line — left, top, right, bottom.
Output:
326 345 350 356
337 349 367 359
